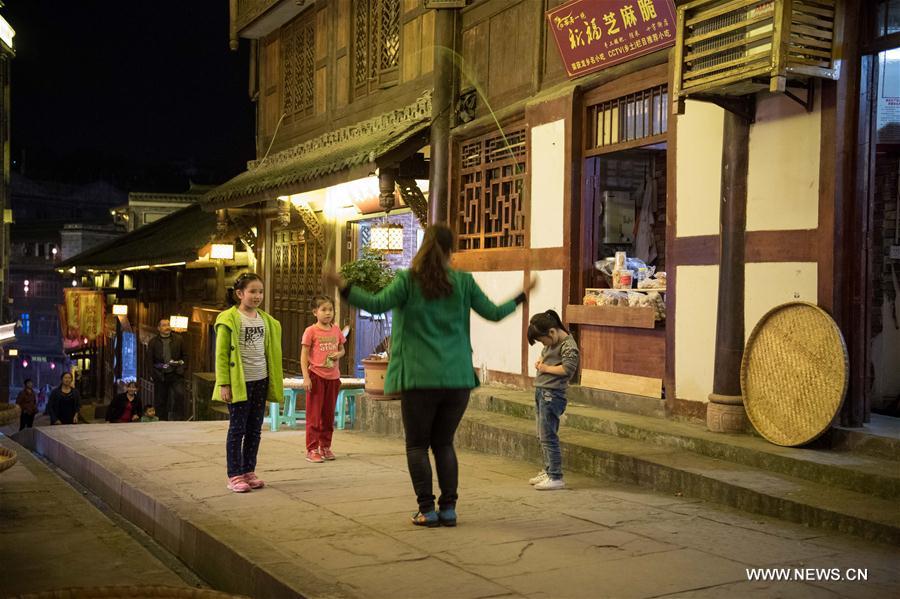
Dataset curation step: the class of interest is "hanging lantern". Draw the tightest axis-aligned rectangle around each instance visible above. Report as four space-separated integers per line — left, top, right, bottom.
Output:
169 315 189 331
370 224 404 253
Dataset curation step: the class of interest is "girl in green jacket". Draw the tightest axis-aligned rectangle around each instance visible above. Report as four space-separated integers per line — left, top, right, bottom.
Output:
214 272 284 493
325 225 536 527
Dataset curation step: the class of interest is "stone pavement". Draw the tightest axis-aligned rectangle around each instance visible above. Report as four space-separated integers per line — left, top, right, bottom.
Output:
8 422 900 599
0 435 195 597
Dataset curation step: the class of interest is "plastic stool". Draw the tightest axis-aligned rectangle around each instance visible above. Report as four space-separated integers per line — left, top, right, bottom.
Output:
269 388 306 431
335 388 364 430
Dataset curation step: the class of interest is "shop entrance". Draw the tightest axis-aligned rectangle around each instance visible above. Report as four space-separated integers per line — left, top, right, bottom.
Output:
574 65 670 400
857 5 900 419
347 212 422 377
583 148 667 290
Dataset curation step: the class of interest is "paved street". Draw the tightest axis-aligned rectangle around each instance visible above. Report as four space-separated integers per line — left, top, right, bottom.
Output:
0 435 194 597
4 422 898 598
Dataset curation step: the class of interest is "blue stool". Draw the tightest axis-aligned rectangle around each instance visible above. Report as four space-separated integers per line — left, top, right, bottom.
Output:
269 388 306 431
334 388 363 430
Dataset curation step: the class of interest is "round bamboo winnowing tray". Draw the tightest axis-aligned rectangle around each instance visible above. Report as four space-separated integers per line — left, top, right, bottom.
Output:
12 586 249 598
0 445 17 474
741 302 848 447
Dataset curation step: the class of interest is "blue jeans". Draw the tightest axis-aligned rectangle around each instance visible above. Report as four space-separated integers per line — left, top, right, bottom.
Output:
226 378 268 478
535 387 567 480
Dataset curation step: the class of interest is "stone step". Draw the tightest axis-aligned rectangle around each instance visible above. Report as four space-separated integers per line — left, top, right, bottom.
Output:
828 415 900 461
468 389 900 503
352 396 900 545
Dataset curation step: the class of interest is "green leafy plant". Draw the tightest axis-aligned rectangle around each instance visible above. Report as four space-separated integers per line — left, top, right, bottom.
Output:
340 246 395 360
340 246 395 293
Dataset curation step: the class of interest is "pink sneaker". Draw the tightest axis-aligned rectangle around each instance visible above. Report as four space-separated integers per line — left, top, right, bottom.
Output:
227 475 251 493
243 472 265 489
306 449 324 463
320 447 336 461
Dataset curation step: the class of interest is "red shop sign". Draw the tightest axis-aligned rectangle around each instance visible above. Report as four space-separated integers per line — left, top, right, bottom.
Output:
546 0 676 79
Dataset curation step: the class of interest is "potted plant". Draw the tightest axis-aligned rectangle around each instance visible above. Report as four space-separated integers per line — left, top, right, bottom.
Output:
340 247 397 398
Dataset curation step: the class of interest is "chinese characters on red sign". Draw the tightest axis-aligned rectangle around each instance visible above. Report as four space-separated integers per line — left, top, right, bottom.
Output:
546 0 676 78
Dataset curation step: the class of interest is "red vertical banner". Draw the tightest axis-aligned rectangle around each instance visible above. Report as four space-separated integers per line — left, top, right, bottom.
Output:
546 0 676 79
62 289 106 341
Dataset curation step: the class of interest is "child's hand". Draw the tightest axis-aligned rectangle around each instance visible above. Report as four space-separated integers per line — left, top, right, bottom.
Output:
303 379 312 394
220 385 233 403
535 360 543 373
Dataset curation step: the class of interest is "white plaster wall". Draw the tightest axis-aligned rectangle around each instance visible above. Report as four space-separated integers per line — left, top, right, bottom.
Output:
744 262 817 342
675 265 719 403
529 119 566 249
526 269 564 377
747 93 821 231
676 101 725 238
470 270 525 375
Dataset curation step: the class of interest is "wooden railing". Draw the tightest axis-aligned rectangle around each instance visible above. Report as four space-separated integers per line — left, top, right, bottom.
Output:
673 0 839 112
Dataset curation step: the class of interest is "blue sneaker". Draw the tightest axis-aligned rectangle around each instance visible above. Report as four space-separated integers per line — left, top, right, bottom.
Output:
411 511 439 527
438 507 457 527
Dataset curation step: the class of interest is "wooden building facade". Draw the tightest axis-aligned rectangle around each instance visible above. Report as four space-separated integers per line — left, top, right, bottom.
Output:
203 0 892 430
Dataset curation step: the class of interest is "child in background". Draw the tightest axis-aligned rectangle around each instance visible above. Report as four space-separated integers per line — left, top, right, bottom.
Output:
140 406 160 422
300 296 346 463
527 310 579 491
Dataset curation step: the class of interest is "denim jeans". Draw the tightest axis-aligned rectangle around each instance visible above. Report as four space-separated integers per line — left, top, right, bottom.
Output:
226 378 268 478
535 387 567 480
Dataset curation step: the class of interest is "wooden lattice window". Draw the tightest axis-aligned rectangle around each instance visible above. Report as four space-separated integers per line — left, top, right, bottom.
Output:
455 126 528 251
353 0 400 98
587 84 668 152
282 11 315 118
271 227 322 374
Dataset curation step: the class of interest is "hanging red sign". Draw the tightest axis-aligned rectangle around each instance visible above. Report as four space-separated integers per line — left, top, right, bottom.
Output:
546 0 676 79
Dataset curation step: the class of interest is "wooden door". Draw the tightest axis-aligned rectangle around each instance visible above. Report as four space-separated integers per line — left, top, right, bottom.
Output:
271 226 322 374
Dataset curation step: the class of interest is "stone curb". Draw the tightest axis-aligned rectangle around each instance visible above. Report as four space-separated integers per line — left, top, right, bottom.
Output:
22 428 360 599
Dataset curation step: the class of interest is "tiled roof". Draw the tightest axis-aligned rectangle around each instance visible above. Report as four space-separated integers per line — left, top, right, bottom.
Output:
203 93 432 210
59 204 217 270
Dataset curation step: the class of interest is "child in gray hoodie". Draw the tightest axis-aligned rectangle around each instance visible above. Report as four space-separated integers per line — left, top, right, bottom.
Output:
527 309 579 490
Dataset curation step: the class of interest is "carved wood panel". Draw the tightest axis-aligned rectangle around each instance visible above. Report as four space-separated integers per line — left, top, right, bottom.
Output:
271 227 322 374
282 12 315 118
455 125 528 251
353 0 401 98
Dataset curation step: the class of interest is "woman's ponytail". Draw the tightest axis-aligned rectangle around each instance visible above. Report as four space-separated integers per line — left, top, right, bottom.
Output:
411 225 454 299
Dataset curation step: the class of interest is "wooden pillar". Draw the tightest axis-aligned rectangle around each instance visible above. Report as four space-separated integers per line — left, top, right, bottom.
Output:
215 262 227 308
427 7 458 225
707 110 750 433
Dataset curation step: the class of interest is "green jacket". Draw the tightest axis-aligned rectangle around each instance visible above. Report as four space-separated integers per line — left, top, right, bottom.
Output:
212 307 284 404
346 269 520 394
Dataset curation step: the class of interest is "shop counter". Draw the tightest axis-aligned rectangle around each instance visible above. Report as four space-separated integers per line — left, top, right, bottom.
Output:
567 304 665 398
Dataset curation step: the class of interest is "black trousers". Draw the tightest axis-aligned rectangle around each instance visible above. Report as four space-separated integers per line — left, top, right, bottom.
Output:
155 376 185 421
400 388 470 513
19 412 35 430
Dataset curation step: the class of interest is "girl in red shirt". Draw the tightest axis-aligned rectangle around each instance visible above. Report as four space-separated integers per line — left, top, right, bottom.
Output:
300 296 346 463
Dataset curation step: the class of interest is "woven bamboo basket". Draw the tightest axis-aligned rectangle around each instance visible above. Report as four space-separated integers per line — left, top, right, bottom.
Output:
0 445 17 474
12 586 248 599
741 302 848 447
0 402 20 425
